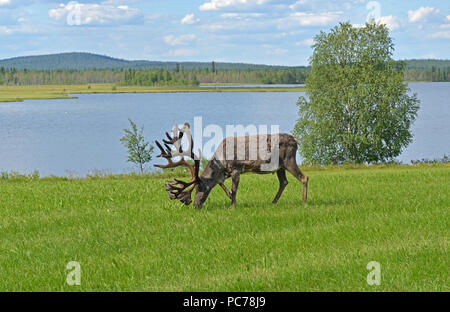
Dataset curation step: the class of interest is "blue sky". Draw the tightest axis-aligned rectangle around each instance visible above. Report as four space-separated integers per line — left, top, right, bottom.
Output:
0 0 449 65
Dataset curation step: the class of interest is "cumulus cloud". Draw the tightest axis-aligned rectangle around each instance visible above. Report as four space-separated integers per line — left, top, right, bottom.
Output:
0 26 13 34
352 23 364 28
221 13 265 19
408 7 440 23
0 23 38 35
295 38 314 46
289 0 364 13
0 0 10 6
287 11 340 26
265 47 288 55
181 13 199 25
164 34 196 46
48 2 142 25
376 15 399 30
430 30 450 39
199 0 267 11
165 49 194 57
199 17 274 33
289 0 310 11
353 16 399 30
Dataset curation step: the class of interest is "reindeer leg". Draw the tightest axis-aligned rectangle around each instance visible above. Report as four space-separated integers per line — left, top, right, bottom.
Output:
272 168 288 204
219 183 232 200
285 160 309 204
229 170 240 209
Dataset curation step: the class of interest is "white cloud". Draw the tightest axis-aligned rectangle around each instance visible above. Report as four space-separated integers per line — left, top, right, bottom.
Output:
48 2 142 25
164 34 196 46
430 30 450 39
352 23 364 28
295 38 314 46
289 0 364 13
181 13 199 25
0 26 13 34
408 7 440 23
354 16 399 30
423 52 436 59
0 0 10 6
165 49 194 57
289 0 309 11
221 13 265 19
199 18 271 33
0 23 38 35
265 47 288 55
376 15 399 30
199 0 267 11
287 11 340 26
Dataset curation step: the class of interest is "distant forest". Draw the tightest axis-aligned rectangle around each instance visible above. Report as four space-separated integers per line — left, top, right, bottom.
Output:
0 53 449 86
0 52 298 71
0 66 309 86
402 59 450 82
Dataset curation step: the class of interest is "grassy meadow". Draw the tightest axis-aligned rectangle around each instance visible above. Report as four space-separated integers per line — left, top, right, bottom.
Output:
0 84 306 102
0 164 448 291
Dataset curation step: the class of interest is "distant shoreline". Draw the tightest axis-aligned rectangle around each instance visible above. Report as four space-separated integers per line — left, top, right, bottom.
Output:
0 84 306 103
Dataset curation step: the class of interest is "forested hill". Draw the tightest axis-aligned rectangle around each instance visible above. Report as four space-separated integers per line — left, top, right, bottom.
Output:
0 52 304 71
0 53 449 84
403 59 450 70
1 52 449 72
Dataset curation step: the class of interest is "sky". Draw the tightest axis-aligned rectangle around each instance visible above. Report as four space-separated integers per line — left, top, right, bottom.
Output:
0 0 449 66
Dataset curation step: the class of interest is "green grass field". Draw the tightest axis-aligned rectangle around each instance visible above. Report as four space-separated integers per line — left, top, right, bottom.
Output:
0 164 448 291
0 84 306 102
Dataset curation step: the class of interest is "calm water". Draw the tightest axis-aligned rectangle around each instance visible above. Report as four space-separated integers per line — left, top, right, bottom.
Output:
199 84 305 88
0 82 448 176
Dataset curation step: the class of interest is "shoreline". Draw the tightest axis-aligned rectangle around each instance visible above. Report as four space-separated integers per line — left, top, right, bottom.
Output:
0 84 306 103
1 162 448 180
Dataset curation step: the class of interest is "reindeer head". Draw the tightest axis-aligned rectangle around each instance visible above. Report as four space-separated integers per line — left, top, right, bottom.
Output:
154 123 208 208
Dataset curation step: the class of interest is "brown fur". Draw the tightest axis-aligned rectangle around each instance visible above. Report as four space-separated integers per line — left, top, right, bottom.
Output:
193 133 309 208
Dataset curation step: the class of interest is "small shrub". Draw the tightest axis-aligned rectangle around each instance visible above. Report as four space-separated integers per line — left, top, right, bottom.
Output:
0 170 40 181
120 119 154 175
411 154 450 164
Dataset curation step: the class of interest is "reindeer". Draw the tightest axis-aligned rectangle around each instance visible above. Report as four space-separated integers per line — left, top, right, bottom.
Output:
154 122 309 209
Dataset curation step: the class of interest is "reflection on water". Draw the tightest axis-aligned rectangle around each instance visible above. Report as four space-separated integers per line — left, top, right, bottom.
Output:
199 84 305 88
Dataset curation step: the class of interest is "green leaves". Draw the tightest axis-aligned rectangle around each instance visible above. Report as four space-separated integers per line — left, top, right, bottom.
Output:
293 22 420 165
120 119 154 174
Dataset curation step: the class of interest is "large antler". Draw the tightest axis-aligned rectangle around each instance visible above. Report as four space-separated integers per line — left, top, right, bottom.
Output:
154 123 201 205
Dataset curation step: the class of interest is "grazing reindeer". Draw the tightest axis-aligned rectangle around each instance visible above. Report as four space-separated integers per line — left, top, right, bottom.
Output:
154 123 309 209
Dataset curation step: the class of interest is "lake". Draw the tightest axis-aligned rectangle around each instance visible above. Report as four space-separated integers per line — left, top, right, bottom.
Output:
199 84 305 88
0 82 448 176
